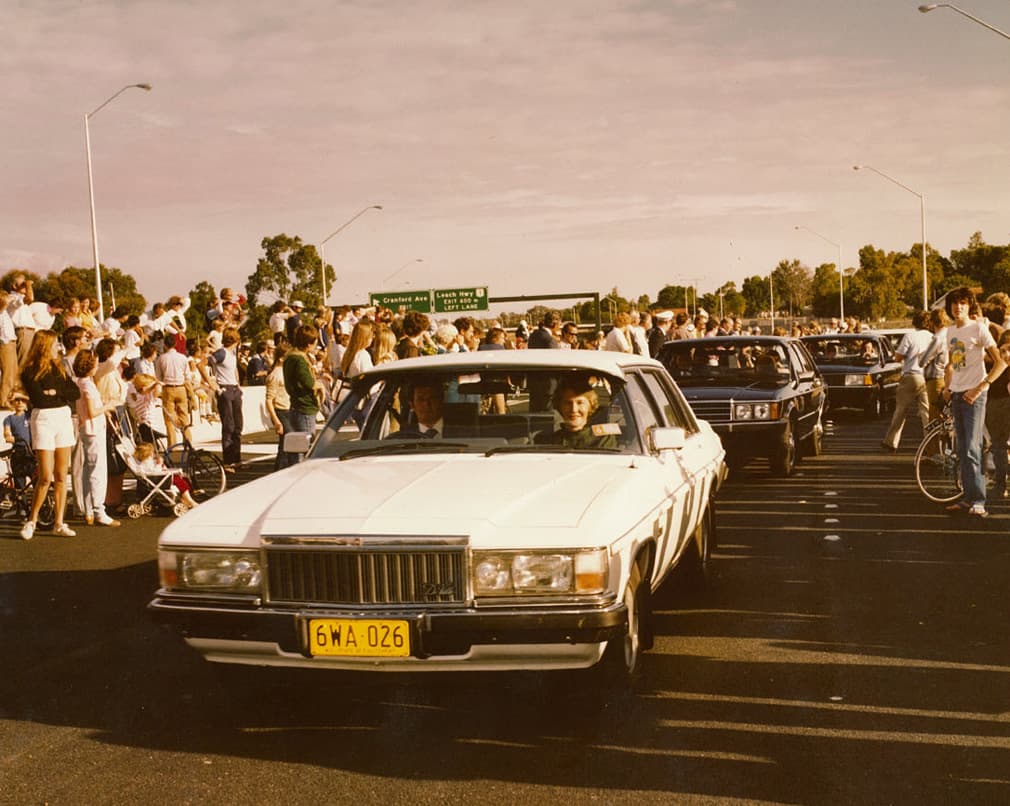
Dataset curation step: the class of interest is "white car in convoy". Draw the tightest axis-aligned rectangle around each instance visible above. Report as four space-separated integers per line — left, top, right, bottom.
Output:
150 350 726 682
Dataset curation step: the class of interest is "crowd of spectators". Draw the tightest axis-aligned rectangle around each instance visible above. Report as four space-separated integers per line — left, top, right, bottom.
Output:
13 271 1009 532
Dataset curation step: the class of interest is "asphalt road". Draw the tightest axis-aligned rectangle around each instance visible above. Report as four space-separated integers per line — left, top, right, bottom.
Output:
2 413 1009 805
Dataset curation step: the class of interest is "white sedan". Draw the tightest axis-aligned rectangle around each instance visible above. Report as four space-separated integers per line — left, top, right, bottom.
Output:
150 349 726 683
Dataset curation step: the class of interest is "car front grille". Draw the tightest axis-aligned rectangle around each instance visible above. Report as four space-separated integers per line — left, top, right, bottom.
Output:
263 541 468 606
689 400 732 422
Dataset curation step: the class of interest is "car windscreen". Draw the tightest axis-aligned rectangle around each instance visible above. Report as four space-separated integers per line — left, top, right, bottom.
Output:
309 368 642 458
662 341 792 387
802 337 881 366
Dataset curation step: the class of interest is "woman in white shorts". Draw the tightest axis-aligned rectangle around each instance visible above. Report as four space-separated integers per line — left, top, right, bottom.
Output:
19 329 80 540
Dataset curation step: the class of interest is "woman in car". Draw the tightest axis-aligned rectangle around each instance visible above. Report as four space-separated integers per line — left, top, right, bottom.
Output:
535 377 618 450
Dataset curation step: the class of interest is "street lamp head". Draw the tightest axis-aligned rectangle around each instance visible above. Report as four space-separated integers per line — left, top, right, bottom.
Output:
852 165 863 171
135 83 153 91
918 5 939 13
372 205 383 211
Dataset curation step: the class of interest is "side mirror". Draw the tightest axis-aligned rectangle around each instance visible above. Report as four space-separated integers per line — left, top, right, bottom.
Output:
650 426 686 452
283 431 313 455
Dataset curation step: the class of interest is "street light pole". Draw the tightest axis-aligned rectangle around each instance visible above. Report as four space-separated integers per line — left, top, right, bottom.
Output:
769 276 775 335
853 165 928 310
85 83 151 322
384 258 423 285
918 4 1010 40
318 204 383 304
794 225 845 321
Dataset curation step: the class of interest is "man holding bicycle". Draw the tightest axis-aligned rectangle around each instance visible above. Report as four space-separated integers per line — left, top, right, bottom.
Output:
942 287 1006 518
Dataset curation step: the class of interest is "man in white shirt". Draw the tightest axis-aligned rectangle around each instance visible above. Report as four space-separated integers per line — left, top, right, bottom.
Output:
6 274 35 367
881 310 933 452
156 341 192 447
0 290 17 407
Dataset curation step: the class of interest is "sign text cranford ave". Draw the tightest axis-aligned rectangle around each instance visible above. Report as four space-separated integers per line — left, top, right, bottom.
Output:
368 291 432 313
368 287 490 314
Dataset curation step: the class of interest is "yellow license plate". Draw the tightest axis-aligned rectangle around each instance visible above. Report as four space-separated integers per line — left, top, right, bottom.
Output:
307 618 411 658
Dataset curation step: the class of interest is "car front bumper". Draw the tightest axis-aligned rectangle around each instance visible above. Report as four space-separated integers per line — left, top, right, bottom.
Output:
709 419 789 458
825 385 876 409
149 595 628 672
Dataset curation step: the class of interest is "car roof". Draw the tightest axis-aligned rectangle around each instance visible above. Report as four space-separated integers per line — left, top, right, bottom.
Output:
355 349 662 380
801 333 881 340
662 335 797 347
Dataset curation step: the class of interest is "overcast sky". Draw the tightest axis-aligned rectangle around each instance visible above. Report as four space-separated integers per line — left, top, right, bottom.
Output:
4 0 1010 310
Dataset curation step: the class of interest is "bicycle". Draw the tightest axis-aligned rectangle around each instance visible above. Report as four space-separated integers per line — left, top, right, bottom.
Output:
914 410 961 503
0 443 56 528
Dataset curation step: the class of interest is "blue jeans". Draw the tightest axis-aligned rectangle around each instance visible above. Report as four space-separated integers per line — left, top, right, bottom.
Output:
289 410 316 434
274 409 297 471
216 385 244 465
952 389 988 506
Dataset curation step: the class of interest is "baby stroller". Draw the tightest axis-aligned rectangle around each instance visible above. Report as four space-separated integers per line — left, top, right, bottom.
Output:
115 432 191 518
0 441 56 528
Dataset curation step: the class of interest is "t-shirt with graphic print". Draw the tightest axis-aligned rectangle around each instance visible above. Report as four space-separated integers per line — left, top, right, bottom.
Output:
947 319 995 393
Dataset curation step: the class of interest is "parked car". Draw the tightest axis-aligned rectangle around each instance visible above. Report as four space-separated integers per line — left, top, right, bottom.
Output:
658 335 826 476
800 333 901 416
150 350 726 684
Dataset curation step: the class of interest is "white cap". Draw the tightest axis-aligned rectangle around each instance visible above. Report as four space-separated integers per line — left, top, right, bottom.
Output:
655 310 673 321
291 300 304 309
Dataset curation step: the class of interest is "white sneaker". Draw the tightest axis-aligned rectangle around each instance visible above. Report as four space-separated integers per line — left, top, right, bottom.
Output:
53 523 77 537
20 521 35 540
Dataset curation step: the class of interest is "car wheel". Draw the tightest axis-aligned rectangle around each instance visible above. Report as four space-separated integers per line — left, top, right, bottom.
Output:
803 413 824 458
597 561 646 685
865 392 883 418
769 418 796 476
681 504 713 590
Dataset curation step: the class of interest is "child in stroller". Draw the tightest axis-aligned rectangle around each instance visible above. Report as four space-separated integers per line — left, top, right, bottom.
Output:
123 440 200 518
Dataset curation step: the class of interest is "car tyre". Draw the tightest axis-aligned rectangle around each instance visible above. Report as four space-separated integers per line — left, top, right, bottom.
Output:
597 561 646 685
802 413 824 458
865 392 883 418
681 504 714 590
769 418 796 476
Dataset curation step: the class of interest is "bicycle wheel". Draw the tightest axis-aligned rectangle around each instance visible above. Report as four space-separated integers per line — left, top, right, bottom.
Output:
915 425 961 503
186 450 226 502
35 488 56 529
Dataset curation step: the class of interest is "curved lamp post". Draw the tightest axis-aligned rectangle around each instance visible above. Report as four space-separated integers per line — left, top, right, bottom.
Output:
853 165 928 309
318 205 383 304
85 83 152 322
795 225 845 321
918 4 1010 40
384 258 423 285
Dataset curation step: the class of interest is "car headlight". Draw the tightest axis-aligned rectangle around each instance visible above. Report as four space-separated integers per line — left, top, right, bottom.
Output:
733 402 779 421
844 374 872 386
473 549 607 596
159 550 262 593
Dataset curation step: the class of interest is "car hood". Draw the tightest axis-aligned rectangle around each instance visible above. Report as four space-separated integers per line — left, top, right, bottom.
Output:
816 362 887 374
680 385 788 401
159 453 651 549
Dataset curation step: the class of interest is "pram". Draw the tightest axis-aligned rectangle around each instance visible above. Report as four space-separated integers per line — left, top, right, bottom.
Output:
0 441 56 527
115 432 192 518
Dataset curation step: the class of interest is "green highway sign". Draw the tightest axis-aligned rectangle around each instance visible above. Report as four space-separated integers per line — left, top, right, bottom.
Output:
433 286 489 313
369 291 432 312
